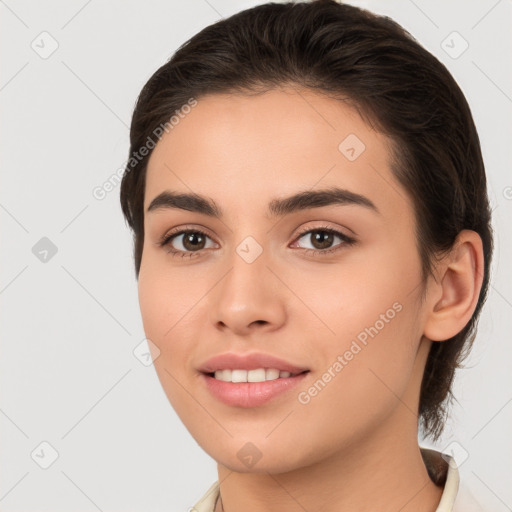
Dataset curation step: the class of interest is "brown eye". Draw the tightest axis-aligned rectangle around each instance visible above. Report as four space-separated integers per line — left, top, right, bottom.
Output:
295 227 355 254
160 228 217 257
180 231 207 251
307 231 336 250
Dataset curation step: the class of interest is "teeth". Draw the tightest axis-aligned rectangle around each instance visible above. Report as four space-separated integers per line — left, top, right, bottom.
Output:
213 368 295 383
231 369 247 383
248 368 266 382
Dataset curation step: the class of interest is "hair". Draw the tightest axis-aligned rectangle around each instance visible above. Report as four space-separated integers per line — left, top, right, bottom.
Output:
120 0 493 442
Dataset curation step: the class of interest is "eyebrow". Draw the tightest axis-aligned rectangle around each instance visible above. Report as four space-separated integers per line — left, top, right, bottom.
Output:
146 186 379 218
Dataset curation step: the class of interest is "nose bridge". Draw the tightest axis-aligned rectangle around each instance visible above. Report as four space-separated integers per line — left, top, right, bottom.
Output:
220 233 271 303
208 232 286 332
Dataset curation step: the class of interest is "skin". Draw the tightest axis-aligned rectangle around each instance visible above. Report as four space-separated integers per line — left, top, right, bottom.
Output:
138 86 484 512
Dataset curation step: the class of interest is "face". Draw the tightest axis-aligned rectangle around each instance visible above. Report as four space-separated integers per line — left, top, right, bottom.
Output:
138 87 432 473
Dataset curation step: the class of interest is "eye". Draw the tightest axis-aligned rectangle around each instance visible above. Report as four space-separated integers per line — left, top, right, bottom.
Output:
158 224 356 259
158 226 217 258
292 225 356 256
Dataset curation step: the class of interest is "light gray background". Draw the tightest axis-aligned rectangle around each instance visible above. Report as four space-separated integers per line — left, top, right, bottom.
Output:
1 0 511 511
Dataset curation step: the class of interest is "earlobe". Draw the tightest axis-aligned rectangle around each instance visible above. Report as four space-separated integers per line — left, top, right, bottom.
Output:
423 230 484 342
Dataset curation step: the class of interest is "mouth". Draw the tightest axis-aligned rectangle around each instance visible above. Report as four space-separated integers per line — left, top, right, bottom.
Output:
197 352 310 407
200 368 310 408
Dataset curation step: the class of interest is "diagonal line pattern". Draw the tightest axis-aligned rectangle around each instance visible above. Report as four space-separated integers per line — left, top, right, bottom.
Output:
489 282 512 311
163 367 233 437
0 471 29 503
0 0 29 28
265 473 309 511
60 204 89 233
197 469 234 510
61 471 103 511
61 0 94 29
0 408 29 438
471 397 512 439
0 202 29 233
368 367 419 420
407 0 439 29
61 265 131 335
471 0 502 30
471 471 511 510
0 265 29 295
288 83 337 130
472 61 512 104
265 410 294 438
397 479 430 511
0 62 29 92
61 369 132 439
201 0 223 19
61 61 129 128
368 162 408 204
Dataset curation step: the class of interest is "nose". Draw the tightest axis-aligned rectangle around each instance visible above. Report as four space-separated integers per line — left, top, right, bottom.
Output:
208 245 287 336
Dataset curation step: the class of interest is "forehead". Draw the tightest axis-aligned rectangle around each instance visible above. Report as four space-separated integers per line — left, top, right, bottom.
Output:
144 87 410 220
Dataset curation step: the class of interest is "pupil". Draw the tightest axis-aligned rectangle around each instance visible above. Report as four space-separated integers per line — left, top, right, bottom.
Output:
184 232 205 250
313 231 333 249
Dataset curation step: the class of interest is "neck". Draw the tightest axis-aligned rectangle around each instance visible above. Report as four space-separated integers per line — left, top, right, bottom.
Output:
215 419 444 512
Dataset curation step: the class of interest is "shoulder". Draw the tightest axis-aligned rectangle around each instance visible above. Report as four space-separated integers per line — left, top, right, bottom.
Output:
190 481 220 512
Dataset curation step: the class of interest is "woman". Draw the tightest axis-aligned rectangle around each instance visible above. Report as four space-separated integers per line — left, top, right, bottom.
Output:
120 1 493 510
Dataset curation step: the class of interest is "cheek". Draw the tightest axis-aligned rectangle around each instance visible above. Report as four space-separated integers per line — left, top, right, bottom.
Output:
137 257 212 395
137 264 201 411
291 243 420 342
289 248 422 404
289 302 420 459
137 256 201 340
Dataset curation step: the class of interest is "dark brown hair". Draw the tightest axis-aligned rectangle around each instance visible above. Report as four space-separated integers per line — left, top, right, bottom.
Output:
120 0 493 441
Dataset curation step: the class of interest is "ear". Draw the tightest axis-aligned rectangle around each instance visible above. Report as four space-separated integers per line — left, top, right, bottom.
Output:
423 230 485 342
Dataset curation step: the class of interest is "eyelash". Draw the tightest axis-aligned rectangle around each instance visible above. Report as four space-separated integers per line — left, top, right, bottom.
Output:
158 224 356 259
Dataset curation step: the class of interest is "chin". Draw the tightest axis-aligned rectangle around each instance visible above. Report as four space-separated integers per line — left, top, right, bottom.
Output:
201 438 314 475
218 456 303 475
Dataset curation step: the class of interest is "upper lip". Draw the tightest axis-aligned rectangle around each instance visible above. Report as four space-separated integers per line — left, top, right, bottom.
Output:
198 352 309 374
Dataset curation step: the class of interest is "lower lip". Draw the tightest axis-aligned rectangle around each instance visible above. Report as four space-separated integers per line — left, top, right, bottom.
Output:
201 372 309 407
